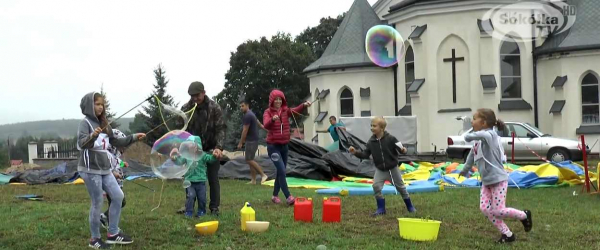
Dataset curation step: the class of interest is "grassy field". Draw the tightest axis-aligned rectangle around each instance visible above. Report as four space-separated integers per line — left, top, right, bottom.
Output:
1 178 599 250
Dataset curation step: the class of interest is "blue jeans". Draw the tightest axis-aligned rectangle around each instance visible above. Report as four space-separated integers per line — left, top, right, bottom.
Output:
79 172 124 238
267 144 291 198
185 181 206 215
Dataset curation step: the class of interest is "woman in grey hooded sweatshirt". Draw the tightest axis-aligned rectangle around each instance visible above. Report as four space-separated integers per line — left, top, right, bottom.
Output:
77 92 145 249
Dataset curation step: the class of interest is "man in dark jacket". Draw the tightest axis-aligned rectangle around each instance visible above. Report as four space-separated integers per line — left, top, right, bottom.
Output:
180 81 226 215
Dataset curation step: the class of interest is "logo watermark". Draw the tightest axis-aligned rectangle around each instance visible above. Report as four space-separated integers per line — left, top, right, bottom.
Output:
482 1 576 42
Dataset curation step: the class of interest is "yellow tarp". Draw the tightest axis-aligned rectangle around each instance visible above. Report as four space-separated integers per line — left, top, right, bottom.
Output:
65 178 85 185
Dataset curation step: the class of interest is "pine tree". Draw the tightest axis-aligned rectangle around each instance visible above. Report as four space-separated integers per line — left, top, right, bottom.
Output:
141 64 176 146
100 83 120 128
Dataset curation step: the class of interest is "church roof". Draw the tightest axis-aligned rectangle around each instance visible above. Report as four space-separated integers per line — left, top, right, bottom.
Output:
388 0 466 14
535 0 600 56
303 0 384 74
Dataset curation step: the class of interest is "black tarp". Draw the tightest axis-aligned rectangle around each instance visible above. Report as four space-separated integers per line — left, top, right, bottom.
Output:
322 151 376 178
11 160 79 184
219 153 333 181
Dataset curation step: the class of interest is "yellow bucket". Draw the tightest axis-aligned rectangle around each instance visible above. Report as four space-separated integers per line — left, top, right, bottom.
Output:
397 218 441 241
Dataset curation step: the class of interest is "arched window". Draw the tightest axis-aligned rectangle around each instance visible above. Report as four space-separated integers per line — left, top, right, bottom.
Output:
340 88 354 117
405 46 415 105
582 73 600 124
500 39 521 98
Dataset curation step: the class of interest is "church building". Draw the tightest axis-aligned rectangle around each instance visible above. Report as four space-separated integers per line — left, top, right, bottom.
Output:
303 0 600 156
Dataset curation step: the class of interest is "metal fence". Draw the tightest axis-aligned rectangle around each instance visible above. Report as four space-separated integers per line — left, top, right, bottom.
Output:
37 142 79 159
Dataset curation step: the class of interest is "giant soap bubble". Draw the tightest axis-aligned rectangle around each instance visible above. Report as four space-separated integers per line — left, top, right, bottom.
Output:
150 130 193 179
365 25 406 67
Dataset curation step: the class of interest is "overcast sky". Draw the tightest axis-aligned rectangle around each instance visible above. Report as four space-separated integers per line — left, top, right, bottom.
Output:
0 0 378 125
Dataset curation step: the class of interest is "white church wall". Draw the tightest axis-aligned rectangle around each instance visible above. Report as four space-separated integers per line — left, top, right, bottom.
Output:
386 3 551 151
306 68 393 147
538 51 600 153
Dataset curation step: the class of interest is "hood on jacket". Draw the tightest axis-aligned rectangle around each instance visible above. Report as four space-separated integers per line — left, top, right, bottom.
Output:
268 89 288 111
186 135 203 149
80 92 101 124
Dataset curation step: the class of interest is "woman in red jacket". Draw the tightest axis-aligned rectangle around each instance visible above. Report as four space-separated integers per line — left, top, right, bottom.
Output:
263 89 310 205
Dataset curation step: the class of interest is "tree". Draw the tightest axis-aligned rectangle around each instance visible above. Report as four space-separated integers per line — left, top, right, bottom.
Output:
214 33 316 123
10 135 36 163
296 14 345 58
129 113 149 134
140 64 176 146
100 83 120 128
0 140 8 168
223 108 243 151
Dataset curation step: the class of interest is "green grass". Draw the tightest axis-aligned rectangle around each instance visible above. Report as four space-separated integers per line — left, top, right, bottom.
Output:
1 179 600 250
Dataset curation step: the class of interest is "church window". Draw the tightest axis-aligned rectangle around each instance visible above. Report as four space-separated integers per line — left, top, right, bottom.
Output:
582 73 600 124
500 39 521 98
405 46 415 104
340 88 354 117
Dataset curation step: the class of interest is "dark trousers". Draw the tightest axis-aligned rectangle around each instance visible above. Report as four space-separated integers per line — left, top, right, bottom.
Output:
185 182 207 214
267 144 290 198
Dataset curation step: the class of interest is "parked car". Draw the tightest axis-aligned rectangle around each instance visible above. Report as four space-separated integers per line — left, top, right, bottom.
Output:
447 122 590 162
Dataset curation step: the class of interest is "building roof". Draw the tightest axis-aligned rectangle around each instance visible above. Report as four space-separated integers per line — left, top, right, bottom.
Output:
303 0 384 73
535 0 600 56
388 0 467 14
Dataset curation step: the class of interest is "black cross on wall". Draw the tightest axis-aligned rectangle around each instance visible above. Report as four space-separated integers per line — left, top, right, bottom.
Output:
443 49 465 103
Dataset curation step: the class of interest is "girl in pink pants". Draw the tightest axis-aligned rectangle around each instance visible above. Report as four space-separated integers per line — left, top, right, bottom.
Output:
460 108 533 243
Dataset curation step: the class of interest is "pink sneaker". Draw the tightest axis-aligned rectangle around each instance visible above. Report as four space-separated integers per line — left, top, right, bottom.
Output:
271 196 281 204
286 196 295 205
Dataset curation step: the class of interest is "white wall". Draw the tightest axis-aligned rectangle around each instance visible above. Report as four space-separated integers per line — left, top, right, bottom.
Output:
388 5 535 151
305 68 394 148
537 50 600 153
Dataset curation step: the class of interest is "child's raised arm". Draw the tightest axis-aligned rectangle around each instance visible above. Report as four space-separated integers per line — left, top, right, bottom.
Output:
350 146 372 159
464 130 493 143
110 133 145 148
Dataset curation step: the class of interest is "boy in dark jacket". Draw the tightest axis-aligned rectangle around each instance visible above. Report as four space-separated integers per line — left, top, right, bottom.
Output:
349 117 416 216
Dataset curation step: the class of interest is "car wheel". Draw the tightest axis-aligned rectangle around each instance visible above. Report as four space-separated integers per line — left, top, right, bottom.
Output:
547 148 570 162
463 150 470 162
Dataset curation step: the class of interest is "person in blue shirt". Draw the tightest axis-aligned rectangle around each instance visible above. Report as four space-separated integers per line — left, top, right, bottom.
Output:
317 116 345 142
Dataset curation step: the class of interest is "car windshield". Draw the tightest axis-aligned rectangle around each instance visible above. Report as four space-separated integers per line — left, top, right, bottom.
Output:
525 123 551 137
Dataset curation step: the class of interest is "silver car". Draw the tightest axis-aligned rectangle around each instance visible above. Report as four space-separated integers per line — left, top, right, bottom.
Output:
446 121 590 162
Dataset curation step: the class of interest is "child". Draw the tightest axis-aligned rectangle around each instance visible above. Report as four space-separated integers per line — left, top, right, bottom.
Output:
77 92 145 249
100 129 128 230
459 108 533 243
263 89 310 205
171 136 217 218
349 117 416 216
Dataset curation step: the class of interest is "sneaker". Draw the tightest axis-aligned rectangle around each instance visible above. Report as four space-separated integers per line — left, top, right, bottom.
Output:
184 212 193 218
106 231 133 245
88 238 111 249
521 210 533 232
196 211 205 217
210 208 219 216
286 196 296 206
497 233 516 244
176 206 186 214
271 196 281 204
100 214 108 230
